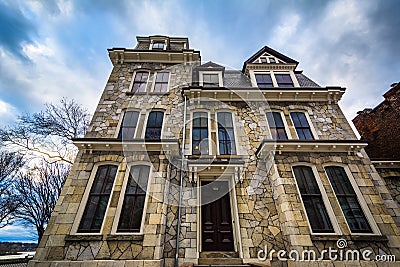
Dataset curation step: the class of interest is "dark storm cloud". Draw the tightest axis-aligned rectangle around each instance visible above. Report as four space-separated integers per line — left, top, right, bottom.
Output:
0 1 36 59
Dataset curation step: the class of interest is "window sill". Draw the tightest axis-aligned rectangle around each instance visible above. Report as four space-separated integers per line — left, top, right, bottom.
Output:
106 234 144 241
65 234 103 242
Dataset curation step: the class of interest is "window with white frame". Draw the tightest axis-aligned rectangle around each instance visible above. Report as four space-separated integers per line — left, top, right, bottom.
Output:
255 74 273 88
152 42 165 50
78 165 118 233
153 72 170 92
293 165 335 233
131 71 149 93
325 166 372 233
117 165 150 232
266 112 288 140
118 111 139 140
192 112 209 155
217 112 236 155
290 112 314 140
145 111 164 140
275 74 294 87
203 73 220 87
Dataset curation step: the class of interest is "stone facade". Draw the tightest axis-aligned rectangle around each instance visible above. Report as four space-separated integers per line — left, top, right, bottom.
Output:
30 36 400 266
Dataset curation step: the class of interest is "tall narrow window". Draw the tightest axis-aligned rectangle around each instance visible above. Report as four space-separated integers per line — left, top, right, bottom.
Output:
290 112 314 140
118 111 139 140
153 72 169 92
192 112 209 155
217 112 236 155
117 165 150 232
145 111 163 140
293 166 334 233
266 112 288 140
78 165 117 233
275 74 294 87
203 74 219 87
325 166 372 233
132 71 149 92
255 74 273 88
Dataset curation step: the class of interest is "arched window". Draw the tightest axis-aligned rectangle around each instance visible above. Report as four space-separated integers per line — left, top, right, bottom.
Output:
325 166 372 233
145 111 164 140
293 165 334 233
117 165 150 232
78 165 118 233
217 112 236 155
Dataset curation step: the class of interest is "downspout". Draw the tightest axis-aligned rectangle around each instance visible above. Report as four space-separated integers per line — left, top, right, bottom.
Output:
175 93 187 267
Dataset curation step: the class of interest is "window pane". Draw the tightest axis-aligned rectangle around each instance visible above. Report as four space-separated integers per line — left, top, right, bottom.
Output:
203 74 219 87
290 112 314 140
275 74 293 87
132 72 148 92
325 166 372 233
152 42 164 50
266 112 287 140
192 112 208 154
154 72 169 92
217 112 236 155
118 111 139 140
293 166 334 233
78 165 118 233
118 165 150 232
255 74 273 88
145 111 163 140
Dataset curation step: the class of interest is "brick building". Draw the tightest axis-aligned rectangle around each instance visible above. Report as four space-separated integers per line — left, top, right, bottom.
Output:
30 36 400 266
353 83 400 226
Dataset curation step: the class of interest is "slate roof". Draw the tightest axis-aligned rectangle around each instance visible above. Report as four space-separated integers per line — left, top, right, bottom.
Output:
295 73 321 87
223 70 252 88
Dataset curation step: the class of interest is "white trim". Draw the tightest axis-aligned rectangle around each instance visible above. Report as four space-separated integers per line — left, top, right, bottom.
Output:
199 70 223 87
150 71 171 93
249 70 299 88
215 110 238 155
111 162 154 235
265 109 293 139
114 109 141 139
129 70 150 93
322 164 381 236
288 110 319 140
71 162 121 235
291 163 342 235
141 110 166 139
189 110 212 156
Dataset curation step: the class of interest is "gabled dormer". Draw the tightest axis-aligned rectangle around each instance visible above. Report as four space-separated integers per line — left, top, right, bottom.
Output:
193 61 225 87
243 46 301 88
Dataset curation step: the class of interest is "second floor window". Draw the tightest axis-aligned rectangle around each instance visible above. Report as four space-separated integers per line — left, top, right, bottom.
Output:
275 74 294 87
118 111 139 140
153 72 169 92
192 112 208 155
203 73 219 87
117 165 150 232
290 112 314 140
266 112 288 140
255 74 273 88
325 166 372 233
145 111 164 140
78 165 118 233
132 71 149 92
217 112 236 155
293 166 334 233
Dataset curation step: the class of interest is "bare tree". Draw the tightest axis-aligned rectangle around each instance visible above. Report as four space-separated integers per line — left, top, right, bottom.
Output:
0 150 24 228
0 98 91 164
14 162 70 243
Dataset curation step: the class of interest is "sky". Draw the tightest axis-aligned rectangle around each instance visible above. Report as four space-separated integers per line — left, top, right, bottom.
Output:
0 0 399 242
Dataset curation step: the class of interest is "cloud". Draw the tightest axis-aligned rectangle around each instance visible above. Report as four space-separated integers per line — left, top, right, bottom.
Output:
0 224 37 243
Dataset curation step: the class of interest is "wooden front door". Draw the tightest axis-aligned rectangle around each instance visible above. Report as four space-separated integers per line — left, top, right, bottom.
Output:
201 181 234 251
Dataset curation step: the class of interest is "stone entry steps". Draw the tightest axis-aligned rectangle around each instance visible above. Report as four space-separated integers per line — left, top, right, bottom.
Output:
196 251 250 266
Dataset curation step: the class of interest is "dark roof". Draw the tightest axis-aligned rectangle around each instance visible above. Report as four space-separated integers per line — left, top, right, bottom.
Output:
197 61 225 70
295 73 320 87
223 70 252 88
242 46 298 72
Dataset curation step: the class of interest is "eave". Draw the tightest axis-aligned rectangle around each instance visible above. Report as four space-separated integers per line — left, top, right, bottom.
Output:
72 138 180 154
371 160 400 169
182 86 345 103
107 48 201 65
256 140 368 157
243 63 298 74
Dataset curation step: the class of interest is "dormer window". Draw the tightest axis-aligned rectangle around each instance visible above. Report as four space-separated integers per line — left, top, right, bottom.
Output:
152 42 165 50
255 74 273 88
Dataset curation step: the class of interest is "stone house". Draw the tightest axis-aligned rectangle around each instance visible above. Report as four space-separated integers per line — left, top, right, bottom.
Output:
30 35 400 266
353 83 400 227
